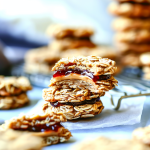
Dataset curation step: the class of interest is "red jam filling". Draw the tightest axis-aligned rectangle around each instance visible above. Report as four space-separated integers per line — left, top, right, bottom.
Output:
50 97 100 107
12 122 62 132
53 68 111 82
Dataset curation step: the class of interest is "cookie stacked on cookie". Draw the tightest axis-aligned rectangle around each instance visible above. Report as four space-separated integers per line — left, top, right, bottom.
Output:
42 56 118 120
109 0 150 67
0 76 32 109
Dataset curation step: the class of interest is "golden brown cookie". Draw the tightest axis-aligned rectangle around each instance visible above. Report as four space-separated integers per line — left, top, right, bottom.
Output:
0 129 43 150
43 101 104 120
52 56 117 76
116 42 150 53
0 76 32 96
25 46 60 63
112 18 150 31
46 24 94 39
133 126 150 146
43 87 105 103
49 39 96 51
71 136 149 150
0 93 29 110
109 2 150 18
121 52 141 67
142 66 150 79
50 56 118 93
0 113 72 146
115 29 150 43
140 52 150 65
24 62 54 74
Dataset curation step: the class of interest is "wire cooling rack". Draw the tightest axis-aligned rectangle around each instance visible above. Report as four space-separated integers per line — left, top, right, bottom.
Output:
11 64 150 110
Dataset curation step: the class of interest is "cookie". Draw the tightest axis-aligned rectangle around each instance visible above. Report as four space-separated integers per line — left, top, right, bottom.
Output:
43 87 105 103
133 126 150 146
25 46 60 63
115 29 150 43
116 42 150 53
46 24 94 39
0 113 72 146
52 56 117 76
24 62 54 74
71 136 149 150
0 129 43 150
112 18 150 31
109 2 150 18
0 76 32 96
0 93 29 110
43 101 104 120
140 52 150 65
49 39 96 51
142 66 150 79
121 52 141 67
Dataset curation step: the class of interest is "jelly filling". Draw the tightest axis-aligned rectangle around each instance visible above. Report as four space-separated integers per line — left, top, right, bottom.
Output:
12 122 62 132
53 68 111 82
50 97 100 107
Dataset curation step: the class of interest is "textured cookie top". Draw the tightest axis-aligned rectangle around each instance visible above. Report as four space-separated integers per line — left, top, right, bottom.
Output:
25 46 60 63
140 52 150 65
133 126 150 145
113 18 150 31
52 56 117 75
71 136 149 150
46 24 94 39
0 129 43 150
0 112 67 131
115 29 150 43
109 2 150 18
0 76 32 96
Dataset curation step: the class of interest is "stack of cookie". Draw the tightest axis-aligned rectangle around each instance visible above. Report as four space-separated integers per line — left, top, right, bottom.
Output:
0 76 32 109
25 25 119 75
109 0 150 67
42 56 118 120
46 24 96 51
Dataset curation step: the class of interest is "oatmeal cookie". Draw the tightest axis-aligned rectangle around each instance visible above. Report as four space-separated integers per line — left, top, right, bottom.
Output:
112 18 150 31
109 2 150 18
133 126 150 146
71 136 149 150
25 46 60 63
142 67 150 79
49 39 96 51
0 129 43 150
0 93 29 110
115 29 150 43
46 24 94 39
43 101 104 120
0 76 32 96
121 52 141 67
0 113 72 146
24 62 54 74
116 42 150 53
43 87 105 103
49 77 117 94
52 56 117 75
140 52 150 65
